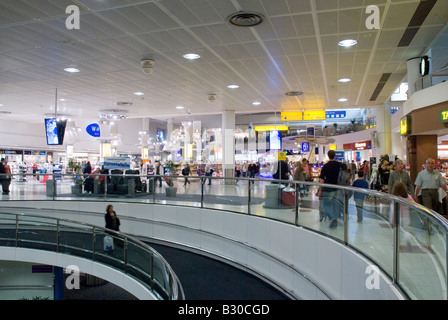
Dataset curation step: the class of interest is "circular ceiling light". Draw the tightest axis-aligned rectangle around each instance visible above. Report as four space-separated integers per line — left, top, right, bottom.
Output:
285 91 303 96
252 101 261 106
227 84 240 89
338 98 348 102
64 67 80 73
133 92 145 96
183 53 201 60
338 39 358 47
338 78 352 83
228 11 265 27
176 106 184 110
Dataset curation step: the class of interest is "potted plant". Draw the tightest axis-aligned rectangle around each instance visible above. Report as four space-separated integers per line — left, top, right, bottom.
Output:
68 159 83 195
163 161 180 197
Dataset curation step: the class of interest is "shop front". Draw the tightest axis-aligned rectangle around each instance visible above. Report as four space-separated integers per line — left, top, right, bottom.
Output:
343 140 373 164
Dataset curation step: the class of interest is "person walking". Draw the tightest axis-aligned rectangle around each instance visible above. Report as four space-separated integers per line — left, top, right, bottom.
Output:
182 163 191 186
155 162 163 188
352 171 370 222
0 158 11 195
293 161 306 197
388 159 414 198
105 204 121 249
319 150 341 228
414 158 447 212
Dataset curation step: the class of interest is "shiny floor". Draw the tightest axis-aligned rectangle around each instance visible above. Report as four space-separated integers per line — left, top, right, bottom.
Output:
1 176 447 300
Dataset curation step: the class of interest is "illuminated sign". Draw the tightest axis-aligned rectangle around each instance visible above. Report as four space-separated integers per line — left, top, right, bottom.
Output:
343 140 371 150
420 56 430 76
281 111 302 121
86 123 101 137
255 125 289 131
400 116 411 135
329 144 337 150
440 109 448 124
302 142 310 153
303 110 326 121
326 111 346 119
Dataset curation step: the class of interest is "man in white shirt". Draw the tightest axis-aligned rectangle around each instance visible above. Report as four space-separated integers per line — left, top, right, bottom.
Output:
414 158 447 211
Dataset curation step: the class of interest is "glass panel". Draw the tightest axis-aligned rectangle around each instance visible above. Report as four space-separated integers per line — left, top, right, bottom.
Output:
126 241 153 288
58 221 94 258
398 207 447 299
203 177 249 214
154 174 202 208
92 230 125 271
152 253 171 299
348 192 394 275
0 213 16 246
16 216 58 251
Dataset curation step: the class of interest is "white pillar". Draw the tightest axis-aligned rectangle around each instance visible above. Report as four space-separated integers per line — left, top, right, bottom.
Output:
222 110 235 180
376 102 392 160
407 57 422 98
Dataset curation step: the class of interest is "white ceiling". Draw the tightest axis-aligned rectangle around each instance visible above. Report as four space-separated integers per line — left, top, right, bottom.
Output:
0 0 447 124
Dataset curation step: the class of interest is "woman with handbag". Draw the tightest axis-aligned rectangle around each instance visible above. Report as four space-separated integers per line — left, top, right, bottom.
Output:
105 204 121 250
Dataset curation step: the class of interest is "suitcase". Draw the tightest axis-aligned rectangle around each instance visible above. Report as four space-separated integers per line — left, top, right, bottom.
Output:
282 190 296 207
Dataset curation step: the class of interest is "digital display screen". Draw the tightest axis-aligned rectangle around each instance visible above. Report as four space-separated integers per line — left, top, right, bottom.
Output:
269 130 282 150
45 118 67 145
156 129 165 142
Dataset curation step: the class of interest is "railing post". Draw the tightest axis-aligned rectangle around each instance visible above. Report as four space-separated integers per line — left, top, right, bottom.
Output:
201 176 204 208
344 191 349 245
295 182 299 225
152 176 156 204
104 174 108 201
123 237 128 274
247 178 251 215
56 219 60 253
92 227 96 260
393 201 400 284
15 215 19 247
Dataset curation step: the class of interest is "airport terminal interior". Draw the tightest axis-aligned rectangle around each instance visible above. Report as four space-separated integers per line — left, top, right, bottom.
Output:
1 0 448 301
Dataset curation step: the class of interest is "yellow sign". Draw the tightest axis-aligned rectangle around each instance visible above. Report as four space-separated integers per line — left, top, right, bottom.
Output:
254 125 289 132
303 110 326 121
281 111 303 121
400 116 411 135
329 144 337 150
277 151 287 161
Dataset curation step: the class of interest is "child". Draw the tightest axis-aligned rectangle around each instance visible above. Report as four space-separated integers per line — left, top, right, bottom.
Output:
352 170 369 222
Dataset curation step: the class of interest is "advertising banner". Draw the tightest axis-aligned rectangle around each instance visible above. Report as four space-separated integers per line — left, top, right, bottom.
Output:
103 157 131 170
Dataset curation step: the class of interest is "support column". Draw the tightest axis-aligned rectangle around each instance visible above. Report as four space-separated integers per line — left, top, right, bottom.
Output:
407 57 422 98
222 110 235 182
407 135 438 182
376 102 392 160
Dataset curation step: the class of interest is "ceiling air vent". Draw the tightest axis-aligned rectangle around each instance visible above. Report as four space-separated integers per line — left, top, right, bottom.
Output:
117 102 133 107
370 73 392 101
398 0 437 47
228 11 265 27
285 91 303 96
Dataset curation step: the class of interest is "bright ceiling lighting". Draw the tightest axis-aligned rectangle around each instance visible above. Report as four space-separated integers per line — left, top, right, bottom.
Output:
252 101 261 105
338 39 358 47
64 67 80 73
338 98 348 102
133 92 145 96
338 78 352 83
176 106 184 109
227 84 240 89
183 53 201 60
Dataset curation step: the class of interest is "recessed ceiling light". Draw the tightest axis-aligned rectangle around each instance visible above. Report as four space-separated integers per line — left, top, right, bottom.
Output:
228 11 265 27
227 84 240 89
59 98 66 102
64 67 80 73
338 98 348 102
176 106 184 110
252 101 261 106
133 92 145 96
338 39 358 47
338 78 352 83
183 53 201 60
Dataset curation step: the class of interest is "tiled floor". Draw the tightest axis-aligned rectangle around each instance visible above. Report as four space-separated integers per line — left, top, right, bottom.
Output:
1 176 447 300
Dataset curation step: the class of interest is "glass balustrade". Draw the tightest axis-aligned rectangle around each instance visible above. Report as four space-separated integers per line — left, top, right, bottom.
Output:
0 209 183 301
0 172 447 299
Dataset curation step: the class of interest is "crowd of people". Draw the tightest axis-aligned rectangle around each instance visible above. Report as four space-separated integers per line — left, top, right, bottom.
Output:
315 150 447 228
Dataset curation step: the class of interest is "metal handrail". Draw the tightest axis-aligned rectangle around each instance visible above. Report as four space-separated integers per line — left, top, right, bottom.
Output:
1 172 448 299
0 210 184 301
412 65 448 92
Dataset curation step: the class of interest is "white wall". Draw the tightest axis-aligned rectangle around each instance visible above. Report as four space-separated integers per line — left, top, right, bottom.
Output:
0 201 405 300
0 261 54 300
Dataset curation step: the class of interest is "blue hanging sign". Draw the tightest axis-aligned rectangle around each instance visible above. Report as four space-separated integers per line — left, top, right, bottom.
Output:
302 142 310 153
86 123 101 137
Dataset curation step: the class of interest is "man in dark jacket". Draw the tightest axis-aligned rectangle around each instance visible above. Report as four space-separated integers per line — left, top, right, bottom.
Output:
182 163 191 186
319 150 341 228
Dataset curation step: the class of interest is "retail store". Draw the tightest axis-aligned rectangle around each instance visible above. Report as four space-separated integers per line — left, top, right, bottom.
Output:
343 140 373 164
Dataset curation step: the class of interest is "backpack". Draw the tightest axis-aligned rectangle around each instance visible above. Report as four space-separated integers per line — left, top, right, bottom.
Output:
182 168 187 175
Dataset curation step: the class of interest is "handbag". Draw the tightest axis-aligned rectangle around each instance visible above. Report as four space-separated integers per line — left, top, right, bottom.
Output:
104 235 114 251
